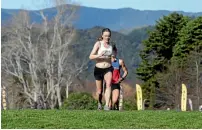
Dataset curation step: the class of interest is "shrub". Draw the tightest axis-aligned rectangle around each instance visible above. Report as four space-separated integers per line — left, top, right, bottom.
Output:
62 92 97 110
123 99 137 110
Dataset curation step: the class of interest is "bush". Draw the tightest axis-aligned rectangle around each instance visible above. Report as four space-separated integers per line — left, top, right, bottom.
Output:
62 92 137 110
62 92 97 110
123 99 137 111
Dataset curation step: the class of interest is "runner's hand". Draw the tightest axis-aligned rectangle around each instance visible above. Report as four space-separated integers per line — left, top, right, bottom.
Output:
98 51 106 57
116 78 124 84
98 51 110 58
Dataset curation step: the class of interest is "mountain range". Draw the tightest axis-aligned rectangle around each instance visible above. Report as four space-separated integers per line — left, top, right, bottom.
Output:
2 4 202 31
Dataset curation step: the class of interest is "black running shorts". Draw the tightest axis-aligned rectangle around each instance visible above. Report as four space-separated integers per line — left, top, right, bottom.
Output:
94 66 113 80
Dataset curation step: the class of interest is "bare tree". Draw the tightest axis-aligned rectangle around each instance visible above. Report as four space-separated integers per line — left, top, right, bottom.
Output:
1 0 88 109
156 61 185 109
184 48 202 109
156 49 202 110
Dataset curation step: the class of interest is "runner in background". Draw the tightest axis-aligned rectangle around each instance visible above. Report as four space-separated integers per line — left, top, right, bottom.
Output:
105 45 128 110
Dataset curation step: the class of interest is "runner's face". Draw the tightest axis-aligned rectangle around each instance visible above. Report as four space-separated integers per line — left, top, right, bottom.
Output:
102 32 111 43
111 55 115 61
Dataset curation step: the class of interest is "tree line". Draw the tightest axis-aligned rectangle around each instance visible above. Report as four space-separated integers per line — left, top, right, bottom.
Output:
136 13 202 110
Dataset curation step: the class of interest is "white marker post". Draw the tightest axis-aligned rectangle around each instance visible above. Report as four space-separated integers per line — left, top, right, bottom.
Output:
2 86 7 110
119 85 123 111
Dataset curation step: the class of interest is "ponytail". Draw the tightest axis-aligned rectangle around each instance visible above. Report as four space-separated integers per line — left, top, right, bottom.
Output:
97 36 103 41
112 44 117 52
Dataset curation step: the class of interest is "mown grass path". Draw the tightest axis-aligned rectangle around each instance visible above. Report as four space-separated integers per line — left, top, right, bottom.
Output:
2 110 202 129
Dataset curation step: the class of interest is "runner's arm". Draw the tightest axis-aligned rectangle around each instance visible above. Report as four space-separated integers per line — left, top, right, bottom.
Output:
89 42 103 60
119 59 128 81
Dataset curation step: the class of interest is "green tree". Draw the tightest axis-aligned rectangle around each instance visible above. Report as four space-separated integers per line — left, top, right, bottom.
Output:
173 16 202 61
136 13 190 109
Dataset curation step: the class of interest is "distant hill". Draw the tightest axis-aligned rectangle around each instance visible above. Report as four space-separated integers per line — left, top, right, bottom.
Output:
2 5 202 30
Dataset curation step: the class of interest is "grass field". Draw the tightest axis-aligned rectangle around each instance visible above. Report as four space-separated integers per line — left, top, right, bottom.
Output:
1 110 202 129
